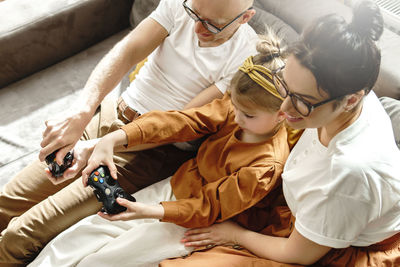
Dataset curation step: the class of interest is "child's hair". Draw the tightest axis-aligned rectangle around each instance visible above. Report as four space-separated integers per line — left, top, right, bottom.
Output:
289 0 383 99
230 30 286 113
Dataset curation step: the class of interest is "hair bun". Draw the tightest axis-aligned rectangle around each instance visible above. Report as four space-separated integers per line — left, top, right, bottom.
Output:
256 30 282 53
350 0 384 41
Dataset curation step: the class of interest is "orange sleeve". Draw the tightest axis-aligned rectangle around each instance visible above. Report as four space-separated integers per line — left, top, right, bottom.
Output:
120 94 232 147
161 163 283 228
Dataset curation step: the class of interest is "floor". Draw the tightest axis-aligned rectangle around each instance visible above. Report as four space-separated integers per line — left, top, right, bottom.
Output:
0 29 129 190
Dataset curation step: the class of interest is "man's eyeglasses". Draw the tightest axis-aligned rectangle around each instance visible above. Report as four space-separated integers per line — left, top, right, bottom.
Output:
182 0 252 34
272 65 344 117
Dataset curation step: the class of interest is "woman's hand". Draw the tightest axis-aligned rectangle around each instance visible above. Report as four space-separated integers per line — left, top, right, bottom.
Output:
98 198 164 221
181 221 245 248
45 139 98 184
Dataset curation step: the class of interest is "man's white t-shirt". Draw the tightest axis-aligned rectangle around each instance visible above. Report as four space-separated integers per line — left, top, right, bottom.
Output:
282 92 400 248
121 0 258 114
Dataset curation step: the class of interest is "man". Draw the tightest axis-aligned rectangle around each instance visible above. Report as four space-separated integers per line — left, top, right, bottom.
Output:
0 0 257 264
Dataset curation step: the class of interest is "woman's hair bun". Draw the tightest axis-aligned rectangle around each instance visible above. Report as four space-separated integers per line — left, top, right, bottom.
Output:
350 0 384 41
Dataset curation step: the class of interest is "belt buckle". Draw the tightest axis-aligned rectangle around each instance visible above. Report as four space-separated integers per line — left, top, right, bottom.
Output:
121 106 133 122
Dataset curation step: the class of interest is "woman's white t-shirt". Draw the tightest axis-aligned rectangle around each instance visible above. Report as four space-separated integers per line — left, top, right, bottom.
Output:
122 0 258 114
283 92 400 248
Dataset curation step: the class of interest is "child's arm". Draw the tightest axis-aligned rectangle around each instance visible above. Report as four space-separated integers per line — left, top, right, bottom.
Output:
98 198 165 221
121 94 232 148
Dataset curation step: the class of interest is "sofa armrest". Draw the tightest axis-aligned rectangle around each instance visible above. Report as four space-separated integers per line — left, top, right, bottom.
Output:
0 0 134 88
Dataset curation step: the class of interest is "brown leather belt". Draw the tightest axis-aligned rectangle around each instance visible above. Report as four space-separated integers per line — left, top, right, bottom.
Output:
117 97 141 123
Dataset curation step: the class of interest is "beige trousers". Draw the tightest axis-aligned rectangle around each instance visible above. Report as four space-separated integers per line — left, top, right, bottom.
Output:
0 98 195 266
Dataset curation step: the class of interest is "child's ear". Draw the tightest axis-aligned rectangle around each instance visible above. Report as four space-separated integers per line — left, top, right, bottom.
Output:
276 110 285 123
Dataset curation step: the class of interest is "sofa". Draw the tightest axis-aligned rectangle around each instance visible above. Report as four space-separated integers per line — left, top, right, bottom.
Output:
0 0 399 188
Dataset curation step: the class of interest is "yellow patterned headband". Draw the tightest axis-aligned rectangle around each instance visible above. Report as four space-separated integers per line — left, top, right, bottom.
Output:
238 56 284 100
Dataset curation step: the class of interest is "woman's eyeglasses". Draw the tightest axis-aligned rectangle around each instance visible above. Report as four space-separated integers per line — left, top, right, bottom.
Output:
272 65 344 117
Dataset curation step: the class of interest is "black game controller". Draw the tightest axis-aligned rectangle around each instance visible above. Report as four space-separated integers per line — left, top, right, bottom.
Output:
45 150 74 178
87 165 136 214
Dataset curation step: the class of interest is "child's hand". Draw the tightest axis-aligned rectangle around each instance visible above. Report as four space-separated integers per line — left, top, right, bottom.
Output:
98 198 165 221
81 136 117 186
181 221 244 248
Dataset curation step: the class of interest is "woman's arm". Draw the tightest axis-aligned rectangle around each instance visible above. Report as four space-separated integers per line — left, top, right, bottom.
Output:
183 221 331 265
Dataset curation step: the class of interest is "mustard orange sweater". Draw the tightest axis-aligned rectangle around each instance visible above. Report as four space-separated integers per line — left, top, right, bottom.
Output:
121 94 290 229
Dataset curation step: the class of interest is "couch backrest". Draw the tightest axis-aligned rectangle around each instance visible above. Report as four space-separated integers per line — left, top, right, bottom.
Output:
130 0 400 100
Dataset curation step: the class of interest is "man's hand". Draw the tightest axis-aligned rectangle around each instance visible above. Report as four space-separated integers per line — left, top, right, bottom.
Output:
39 111 92 164
98 199 165 221
44 139 99 184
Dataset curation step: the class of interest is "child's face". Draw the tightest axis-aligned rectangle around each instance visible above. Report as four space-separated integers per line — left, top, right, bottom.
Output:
231 92 283 139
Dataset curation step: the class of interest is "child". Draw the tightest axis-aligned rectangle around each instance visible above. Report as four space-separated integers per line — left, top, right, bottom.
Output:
30 33 293 267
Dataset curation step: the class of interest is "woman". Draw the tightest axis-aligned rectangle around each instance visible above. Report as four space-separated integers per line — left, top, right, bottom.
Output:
163 1 400 266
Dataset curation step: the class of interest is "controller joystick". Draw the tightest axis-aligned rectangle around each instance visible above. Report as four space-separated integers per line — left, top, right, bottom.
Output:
87 165 136 214
45 150 73 178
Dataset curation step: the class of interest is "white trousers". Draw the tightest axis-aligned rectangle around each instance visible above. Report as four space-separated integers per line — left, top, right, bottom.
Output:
29 177 192 267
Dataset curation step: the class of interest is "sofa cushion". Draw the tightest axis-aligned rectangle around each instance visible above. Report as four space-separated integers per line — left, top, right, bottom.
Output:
380 97 400 149
256 0 351 34
249 6 298 45
130 0 159 28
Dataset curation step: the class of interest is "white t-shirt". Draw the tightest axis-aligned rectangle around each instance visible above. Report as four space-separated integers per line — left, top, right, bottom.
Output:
282 92 400 249
121 0 258 114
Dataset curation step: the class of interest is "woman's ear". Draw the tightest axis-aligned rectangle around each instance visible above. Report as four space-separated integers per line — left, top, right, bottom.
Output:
344 90 365 111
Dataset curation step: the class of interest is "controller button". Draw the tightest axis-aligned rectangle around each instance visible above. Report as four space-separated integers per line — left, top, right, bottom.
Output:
94 171 100 176
105 188 111 195
99 178 104 184
94 177 99 182
100 173 105 178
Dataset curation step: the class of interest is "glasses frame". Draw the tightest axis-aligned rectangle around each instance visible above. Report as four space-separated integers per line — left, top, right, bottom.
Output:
272 65 344 117
182 0 252 34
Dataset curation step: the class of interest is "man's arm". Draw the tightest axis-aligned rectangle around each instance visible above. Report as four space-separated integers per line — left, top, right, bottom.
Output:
39 17 168 163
